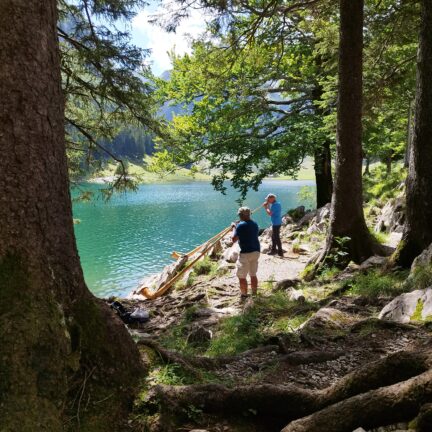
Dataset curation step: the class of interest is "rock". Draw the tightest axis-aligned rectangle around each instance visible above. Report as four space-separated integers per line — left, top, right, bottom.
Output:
411 242 432 271
359 255 387 271
287 288 306 303
352 427 367 432
282 215 294 225
374 195 405 233
288 205 306 221
186 325 212 345
299 308 350 340
315 203 331 224
297 210 316 227
379 288 432 323
274 278 300 291
132 254 188 297
217 260 234 274
223 242 240 263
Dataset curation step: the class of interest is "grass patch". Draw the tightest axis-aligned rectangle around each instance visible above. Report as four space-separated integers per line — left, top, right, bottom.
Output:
194 256 218 276
261 274 276 292
345 270 409 299
206 310 264 356
318 265 341 281
206 292 317 356
269 313 313 333
174 272 196 290
369 228 389 245
407 264 432 291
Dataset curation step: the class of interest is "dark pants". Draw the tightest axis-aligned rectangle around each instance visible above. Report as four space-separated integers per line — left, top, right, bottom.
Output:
271 225 282 254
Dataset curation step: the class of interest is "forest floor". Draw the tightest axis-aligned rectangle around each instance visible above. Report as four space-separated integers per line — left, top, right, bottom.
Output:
112 198 432 432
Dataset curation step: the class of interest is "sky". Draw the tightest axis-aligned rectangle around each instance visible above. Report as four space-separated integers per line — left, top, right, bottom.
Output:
131 2 210 76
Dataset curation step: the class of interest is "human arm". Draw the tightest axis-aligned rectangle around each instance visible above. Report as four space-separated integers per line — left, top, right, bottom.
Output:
262 200 272 216
231 221 239 242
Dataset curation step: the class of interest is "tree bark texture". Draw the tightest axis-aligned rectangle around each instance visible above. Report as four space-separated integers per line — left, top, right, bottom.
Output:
325 0 376 263
0 1 143 430
394 0 432 267
314 140 333 208
311 83 333 208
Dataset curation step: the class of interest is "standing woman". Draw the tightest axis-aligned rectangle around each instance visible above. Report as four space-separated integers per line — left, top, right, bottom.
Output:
263 194 284 257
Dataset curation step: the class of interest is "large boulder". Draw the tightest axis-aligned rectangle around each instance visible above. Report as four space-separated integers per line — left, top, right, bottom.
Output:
374 195 405 233
299 308 351 340
223 242 240 263
411 243 432 272
379 288 432 323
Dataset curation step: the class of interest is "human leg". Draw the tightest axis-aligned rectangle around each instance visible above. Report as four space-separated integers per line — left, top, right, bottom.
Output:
249 252 260 295
236 253 250 296
239 278 248 296
273 225 283 255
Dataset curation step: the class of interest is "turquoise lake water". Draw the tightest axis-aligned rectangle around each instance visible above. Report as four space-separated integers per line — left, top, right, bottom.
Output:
72 180 315 298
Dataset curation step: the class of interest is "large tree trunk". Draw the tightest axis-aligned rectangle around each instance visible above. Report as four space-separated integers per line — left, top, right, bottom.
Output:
314 140 333 208
0 1 143 431
318 0 376 267
311 83 333 208
393 0 432 267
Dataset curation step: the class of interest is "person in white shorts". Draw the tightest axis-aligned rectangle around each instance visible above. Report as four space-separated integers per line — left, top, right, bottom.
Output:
231 207 261 300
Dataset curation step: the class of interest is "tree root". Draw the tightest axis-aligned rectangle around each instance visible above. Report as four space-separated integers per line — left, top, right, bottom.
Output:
147 349 432 428
282 369 432 432
349 317 418 333
138 339 280 371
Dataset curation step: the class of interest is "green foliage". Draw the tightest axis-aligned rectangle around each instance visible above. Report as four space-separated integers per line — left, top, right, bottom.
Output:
407 265 432 291
193 256 218 276
146 150 178 179
297 186 316 210
369 228 389 245
207 310 263 356
345 270 409 299
363 163 407 205
207 292 316 356
59 0 163 196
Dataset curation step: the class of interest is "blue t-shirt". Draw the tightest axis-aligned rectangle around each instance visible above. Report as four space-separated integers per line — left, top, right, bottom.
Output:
235 220 260 253
270 201 282 226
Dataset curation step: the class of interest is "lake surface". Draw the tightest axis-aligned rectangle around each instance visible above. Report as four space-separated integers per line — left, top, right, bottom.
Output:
73 180 315 298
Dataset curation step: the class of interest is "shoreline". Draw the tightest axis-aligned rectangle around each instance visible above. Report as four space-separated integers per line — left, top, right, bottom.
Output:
86 175 315 185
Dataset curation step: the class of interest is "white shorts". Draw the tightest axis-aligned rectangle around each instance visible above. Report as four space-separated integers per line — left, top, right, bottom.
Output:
236 251 260 279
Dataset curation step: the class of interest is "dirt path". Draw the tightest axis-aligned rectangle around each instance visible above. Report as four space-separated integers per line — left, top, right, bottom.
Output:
125 249 310 338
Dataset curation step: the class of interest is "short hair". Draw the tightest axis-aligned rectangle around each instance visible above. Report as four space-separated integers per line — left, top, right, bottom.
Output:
265 193 276 200
237 206 251 217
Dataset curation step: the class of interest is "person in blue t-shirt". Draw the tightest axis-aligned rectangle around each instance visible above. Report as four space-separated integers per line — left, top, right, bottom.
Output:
263 193 283 257
231 207 260 300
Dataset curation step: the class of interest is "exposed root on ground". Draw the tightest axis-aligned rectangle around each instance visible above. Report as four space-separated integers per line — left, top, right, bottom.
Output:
147 349 432 429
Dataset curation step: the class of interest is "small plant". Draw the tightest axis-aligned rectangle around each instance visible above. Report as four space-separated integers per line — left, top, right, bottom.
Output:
194 256 217 276
183 404 203 422
262 274 276 291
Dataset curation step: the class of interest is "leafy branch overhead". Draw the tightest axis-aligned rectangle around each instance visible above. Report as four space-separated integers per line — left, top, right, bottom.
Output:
58 0 164 190
156 0 417 199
